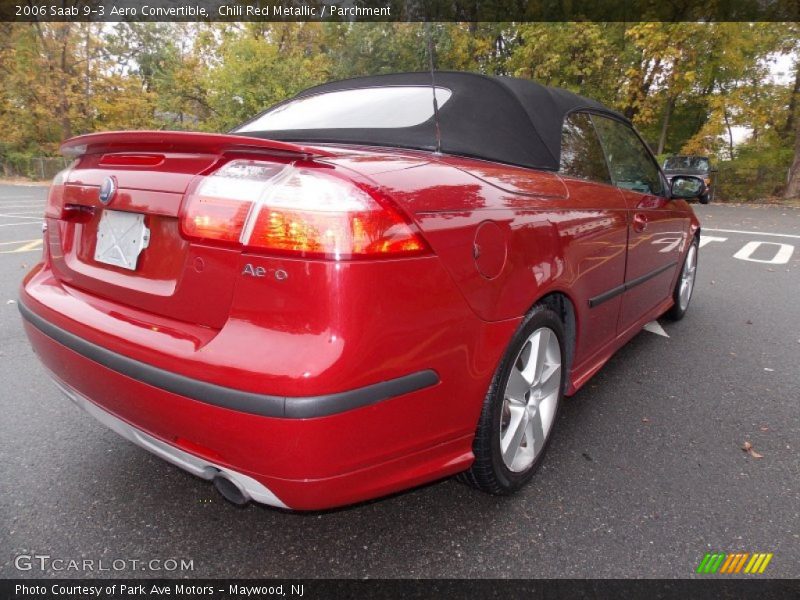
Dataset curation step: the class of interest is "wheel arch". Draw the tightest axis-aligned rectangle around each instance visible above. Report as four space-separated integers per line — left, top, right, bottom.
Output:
530 291 577 395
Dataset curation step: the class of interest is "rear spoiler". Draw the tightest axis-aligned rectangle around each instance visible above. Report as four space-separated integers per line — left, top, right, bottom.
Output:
60 130 335 159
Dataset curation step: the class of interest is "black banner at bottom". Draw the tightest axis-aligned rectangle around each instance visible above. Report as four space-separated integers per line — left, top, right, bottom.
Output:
3 579 800 600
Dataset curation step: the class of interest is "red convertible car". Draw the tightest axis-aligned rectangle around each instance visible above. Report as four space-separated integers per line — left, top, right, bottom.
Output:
19 72 703 510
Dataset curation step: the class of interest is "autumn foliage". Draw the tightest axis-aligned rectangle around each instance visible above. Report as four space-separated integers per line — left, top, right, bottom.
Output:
1 22 798 198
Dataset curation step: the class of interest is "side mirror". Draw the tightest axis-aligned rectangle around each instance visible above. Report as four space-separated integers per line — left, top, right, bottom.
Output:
670 175 706 199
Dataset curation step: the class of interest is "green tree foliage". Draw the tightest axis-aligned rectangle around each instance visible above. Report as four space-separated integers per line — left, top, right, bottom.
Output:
0 22 797 198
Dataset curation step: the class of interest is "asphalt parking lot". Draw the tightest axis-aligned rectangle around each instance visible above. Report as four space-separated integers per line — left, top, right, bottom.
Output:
1 183 798 579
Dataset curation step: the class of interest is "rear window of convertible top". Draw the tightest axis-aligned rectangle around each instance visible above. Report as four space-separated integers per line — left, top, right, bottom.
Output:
236 86 453 132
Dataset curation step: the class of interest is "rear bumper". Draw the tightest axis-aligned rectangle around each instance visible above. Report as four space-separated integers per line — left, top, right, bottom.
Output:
20 299 438 419
52 376 287 508
19 262 518 509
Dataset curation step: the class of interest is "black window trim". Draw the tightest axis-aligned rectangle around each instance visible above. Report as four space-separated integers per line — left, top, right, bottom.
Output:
558 109 614 187
586 110 669 198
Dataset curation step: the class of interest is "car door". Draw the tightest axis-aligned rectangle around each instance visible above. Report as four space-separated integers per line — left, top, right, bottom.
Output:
557 112 629 364
591 114 687 333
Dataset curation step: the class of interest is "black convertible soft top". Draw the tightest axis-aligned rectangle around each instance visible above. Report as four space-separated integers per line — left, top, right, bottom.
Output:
235 72 627 171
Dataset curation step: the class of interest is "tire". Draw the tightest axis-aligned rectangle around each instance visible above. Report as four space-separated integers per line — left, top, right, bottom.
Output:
665 237 698 321
698 192 710 204
461 304 566 495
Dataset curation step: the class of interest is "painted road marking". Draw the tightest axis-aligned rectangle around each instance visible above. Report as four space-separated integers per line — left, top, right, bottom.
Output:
733 241 795 264
704 227 800 240
699 235 728 248
0 212 44 220
0 220 42 227
701 230 797 264
643 321 669 337
0 239 39 246
0 239 42 254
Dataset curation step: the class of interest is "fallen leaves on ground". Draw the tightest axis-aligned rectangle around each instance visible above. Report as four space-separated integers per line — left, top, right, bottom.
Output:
742 441 765 459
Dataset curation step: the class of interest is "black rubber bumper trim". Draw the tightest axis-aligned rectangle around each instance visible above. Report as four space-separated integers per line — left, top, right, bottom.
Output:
18 299 439 419
588 261 678 308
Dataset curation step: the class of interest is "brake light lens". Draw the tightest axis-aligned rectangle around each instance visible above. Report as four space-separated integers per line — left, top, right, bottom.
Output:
99 153 165 168
180 160 428 259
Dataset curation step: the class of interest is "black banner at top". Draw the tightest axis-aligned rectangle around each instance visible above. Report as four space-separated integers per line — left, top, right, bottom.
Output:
1 0 799 22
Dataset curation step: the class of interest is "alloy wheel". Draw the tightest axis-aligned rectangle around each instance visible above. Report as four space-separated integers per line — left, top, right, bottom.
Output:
679 244 698 311
500 327 561 472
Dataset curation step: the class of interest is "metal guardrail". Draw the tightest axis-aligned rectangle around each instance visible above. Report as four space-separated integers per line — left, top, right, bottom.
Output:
1 157 69 180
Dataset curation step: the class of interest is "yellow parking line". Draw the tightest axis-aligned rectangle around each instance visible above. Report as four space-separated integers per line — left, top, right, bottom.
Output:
0 238 39 246
0 239 42 254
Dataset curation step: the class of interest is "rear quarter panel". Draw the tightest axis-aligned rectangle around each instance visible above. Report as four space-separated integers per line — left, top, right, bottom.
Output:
368 158 631 370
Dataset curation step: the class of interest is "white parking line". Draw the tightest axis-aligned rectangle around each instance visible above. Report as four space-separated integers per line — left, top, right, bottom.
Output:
699 235 727 248
643 321 669 337
704 227 800 240
0 220 42 227
0 213 44 220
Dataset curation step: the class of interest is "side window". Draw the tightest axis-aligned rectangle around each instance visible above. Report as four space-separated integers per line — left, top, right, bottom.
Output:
591 115 665 196
559 112 611 185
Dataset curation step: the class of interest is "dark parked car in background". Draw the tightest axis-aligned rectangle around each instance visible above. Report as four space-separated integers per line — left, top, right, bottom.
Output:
663 155 716 204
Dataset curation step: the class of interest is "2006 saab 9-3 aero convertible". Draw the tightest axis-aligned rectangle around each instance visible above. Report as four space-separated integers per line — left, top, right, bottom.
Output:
20 72 703 510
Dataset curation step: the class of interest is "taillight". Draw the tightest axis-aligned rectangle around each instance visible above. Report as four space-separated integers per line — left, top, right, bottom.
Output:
44 166 72 219
180 159 428 259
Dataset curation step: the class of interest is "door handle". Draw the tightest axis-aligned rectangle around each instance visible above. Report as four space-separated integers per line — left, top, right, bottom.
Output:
632 213 648 233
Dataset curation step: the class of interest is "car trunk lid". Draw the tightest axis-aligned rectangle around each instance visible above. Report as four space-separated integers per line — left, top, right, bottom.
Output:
47 132 332 329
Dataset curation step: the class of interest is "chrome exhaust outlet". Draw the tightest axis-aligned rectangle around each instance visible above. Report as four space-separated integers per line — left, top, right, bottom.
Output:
213 472 250 506
50 378 288 508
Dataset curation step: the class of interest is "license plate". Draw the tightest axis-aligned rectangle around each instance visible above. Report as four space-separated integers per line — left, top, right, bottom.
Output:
94 210 150 271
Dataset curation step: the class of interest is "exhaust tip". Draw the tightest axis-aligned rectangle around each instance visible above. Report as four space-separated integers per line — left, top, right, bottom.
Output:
213 474 249 507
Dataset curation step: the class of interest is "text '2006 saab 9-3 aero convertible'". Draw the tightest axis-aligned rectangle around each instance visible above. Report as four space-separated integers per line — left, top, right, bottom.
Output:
19 72 704 510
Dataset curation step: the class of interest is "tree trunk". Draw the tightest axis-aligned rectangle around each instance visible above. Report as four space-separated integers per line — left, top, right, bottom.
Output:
657 95 675 155
783 60 800 138
785 113 800 198
59 30 72 140
723 108 735 160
